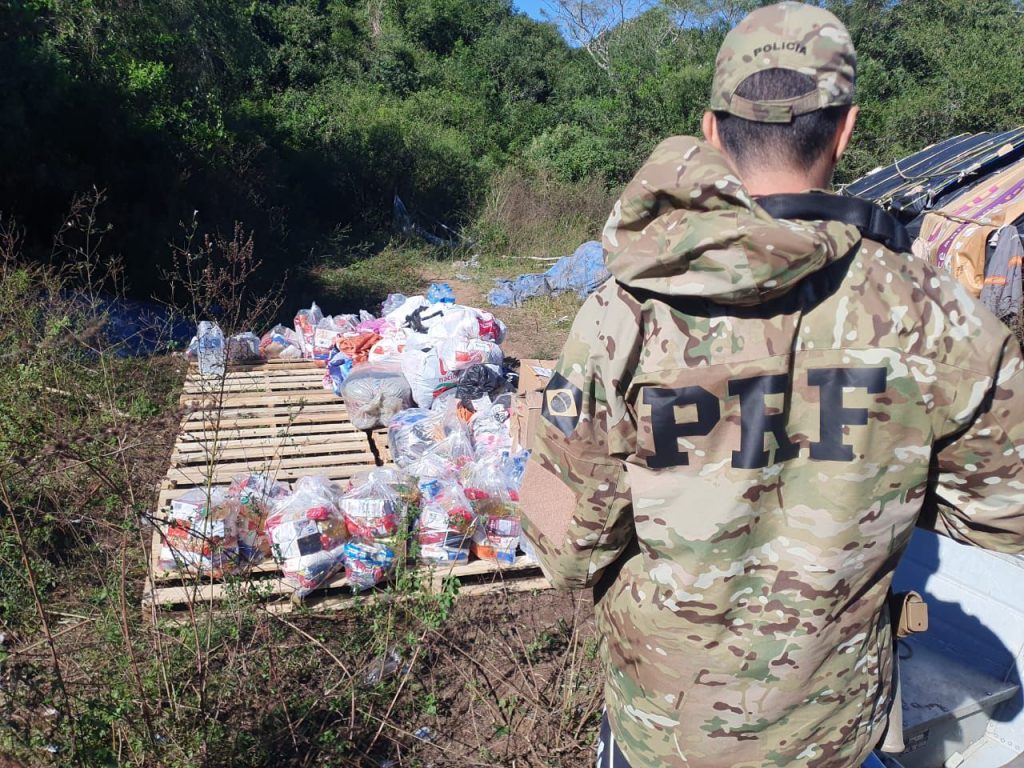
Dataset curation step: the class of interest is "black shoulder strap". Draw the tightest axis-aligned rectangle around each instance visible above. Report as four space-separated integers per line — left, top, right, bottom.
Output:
757 192 911 253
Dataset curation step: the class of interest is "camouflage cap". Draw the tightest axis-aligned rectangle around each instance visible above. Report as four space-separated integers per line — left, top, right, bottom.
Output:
710 1 856 123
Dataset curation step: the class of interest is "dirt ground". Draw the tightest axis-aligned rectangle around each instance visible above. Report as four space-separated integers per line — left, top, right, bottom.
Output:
383 268 604 768
384 589 601 768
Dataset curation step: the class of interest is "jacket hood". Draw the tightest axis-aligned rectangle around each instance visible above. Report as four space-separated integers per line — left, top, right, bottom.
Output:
602 136 862 306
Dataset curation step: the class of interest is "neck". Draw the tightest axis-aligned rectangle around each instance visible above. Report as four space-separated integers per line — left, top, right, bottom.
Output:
737 164 834 197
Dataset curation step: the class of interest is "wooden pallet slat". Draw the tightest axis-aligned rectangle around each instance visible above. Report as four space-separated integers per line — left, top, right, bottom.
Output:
143 556 546 615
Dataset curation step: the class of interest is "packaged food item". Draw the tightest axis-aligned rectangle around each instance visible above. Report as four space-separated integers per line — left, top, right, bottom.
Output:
326 350 354 396
341 362 413 430
226 474 290 564
388 408 441 467
413 455 475 563
471 526 520 564
370 466 420 509
196 321 225 378
313 317 344 368
227 332 261 363
259 324 302 359
293 302 324 358
470 401 513 456
429 425 475 470
343 540 397 592
160 486 237 576
265 475 348 597
339 473 406 540
437 338 503 373
464 452 524 564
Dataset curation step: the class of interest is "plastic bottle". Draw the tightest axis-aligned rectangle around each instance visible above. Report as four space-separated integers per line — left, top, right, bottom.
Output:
197 320 226 378
426 283 455 304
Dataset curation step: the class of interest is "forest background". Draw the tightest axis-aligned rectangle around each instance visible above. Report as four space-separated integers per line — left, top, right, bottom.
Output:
5 0 1024 304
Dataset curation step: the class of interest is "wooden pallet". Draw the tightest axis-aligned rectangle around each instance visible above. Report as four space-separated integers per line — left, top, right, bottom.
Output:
145 358 548 615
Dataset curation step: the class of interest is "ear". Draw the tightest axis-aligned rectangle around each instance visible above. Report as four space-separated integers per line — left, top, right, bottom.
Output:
833 105 859 162
702 111 723 151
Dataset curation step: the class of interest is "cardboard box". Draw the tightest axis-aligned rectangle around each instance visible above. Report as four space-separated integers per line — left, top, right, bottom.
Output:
510 359 556 452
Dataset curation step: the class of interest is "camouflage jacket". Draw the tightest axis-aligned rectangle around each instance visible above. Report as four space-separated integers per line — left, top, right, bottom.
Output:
520 136 1024 768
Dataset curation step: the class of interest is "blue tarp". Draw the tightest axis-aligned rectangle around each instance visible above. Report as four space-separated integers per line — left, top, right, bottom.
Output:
90 294 193 356
488 241 609 307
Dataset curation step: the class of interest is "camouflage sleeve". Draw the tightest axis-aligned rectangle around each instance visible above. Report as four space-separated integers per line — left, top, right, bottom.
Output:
929 335 1024 552
519 295 637 590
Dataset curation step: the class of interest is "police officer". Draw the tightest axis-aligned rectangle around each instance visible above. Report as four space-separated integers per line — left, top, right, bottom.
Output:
519 3 1024 767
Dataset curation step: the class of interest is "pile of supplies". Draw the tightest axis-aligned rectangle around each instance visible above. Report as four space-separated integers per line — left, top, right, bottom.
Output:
167 284 536 597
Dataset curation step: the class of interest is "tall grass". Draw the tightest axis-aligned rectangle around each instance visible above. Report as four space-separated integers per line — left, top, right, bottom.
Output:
467 167 615 267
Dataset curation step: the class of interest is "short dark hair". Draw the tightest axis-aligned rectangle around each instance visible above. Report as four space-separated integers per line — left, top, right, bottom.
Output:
715 69 849 173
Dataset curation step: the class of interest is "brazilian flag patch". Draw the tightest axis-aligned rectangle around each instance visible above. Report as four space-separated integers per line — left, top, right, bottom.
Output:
542 372 583 437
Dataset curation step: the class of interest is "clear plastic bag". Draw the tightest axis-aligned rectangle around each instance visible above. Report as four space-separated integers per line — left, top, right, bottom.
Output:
227 332 261 364
412 449 475 562
293 302 323 358
388 408 442 467
464 451 530 564
265 475 348 597
339 473 406 540
326 350 354 396
381 293 408 316
341 362 413 430
343 540 397 592
226 474 290 564
426 283 455 304
259 324 302 360
470 401 513 456
160 486 237 576
437 337 502 372
313 317 343 367
428 424 475 469
196 321 225 378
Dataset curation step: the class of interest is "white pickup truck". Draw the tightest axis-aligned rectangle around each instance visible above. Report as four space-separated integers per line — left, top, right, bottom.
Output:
875 529 1024 768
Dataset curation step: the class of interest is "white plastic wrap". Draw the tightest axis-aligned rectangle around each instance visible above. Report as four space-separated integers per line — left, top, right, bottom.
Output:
341 363 413 430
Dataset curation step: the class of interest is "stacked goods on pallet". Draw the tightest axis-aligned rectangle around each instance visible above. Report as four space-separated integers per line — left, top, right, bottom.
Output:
159 487 238 577
270 284 508 433
385 373 530 565
264 476 350 597
184 282 510 437
155 285 549 603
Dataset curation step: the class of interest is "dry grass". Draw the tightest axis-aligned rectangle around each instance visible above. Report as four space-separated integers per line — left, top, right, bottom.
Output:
467 167 614 269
